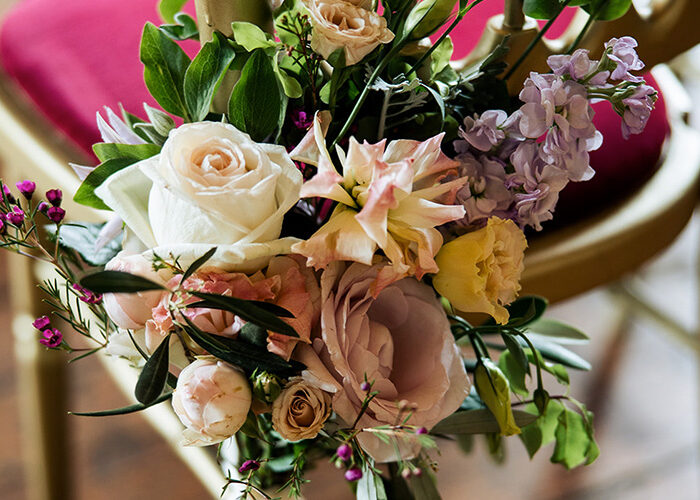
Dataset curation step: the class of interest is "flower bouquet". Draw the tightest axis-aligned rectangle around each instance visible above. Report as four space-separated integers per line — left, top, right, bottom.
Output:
0 0 657 498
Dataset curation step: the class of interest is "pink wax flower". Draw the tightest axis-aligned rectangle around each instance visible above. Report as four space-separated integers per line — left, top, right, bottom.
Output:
32 315 51 330
40 328 62 348
46 206 65 224
2 183 15 204
294 262 469 462
15 180 36 200
7 206 24 226
45 189 62 207
291 112 466 281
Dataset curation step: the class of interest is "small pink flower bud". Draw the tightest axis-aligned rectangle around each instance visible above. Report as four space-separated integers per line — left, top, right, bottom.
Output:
15 180 36 200
39 328 63 348
46 188 62 207
32 316 51 330
336 443 352 461
401 468 412 480
360 381 371 392
412 468 422 477
344 467 362 482
47 206 65 223
2 184 15 204
416 427 428 435
238 459 260 473
37 202 48 213
7 206 24 226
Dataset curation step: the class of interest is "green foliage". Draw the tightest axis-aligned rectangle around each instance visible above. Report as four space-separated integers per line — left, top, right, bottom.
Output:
79 270 167 294
134 334 171 404
497 349 529 396
231 21 278 51
69 392 173 417
552 406 599 468
184 32 237 121
584 0 633 21
228 49 284 141
140 23 191 119
47 222 122 267
524 0 632 21
73 158 137 210
160 13 199 41
356 462 388 500
158 0 188 24
474 358 521 436
431 408 537 435
430 36 453 77
526 318 589 342
403 0 458 40
92 142 161 163
407 469 441 500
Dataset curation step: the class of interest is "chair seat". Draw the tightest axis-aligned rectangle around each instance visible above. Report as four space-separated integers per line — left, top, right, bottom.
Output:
0 0 669 226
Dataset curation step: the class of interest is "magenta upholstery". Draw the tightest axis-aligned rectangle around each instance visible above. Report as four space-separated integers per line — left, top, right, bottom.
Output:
0 0 669 224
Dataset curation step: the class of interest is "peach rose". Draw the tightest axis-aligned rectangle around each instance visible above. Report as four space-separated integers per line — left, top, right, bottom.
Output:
303 0 394 66
433 217 527 324
95 122 302 272
103 252 169 330
172 357 252 446
272 377 332 441
295 262 469 462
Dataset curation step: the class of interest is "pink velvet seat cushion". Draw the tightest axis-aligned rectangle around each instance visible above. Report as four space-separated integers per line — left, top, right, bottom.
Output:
0 0 669 225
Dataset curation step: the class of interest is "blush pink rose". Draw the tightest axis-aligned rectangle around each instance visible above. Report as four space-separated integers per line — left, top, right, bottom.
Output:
103 252 169 330
295 262 469 462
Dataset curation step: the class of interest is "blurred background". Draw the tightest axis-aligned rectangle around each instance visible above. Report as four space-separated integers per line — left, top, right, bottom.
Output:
0 0 699 499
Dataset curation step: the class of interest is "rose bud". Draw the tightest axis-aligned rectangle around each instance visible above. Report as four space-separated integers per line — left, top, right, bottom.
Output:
271 378 331 442
172 357 252 445
102 252 169 330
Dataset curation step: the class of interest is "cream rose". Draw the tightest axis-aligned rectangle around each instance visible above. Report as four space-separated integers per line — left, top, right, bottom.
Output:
433 217 527 324
172 357 252 446
295 262 469 462
303 0 394 66
272 378 332 441
95 122 303 272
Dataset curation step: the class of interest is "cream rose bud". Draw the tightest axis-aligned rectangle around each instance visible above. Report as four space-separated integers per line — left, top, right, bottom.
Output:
102 252 169 330
272 378 332 441
172 357 252 446
303 0 394 66
143 122 301 249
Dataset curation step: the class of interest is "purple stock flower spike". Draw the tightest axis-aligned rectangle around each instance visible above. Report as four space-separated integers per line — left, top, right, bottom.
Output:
621 84 658 139
606 37 644 83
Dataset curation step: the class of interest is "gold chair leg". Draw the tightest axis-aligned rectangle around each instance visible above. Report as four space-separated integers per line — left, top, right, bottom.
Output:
9 253 70 500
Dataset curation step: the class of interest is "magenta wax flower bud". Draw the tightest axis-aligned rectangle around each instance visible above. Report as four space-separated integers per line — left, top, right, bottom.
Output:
46 188 63 207
360 381 371 392
0 218 4 234
47 206 66 223
238 460 260 473
336 443 352 462
37 201 48 213
401 468 412 480
7 206 24 226
2 183 15 204
15 180 36 200
32 316 51 330
416 427 428 435
40 328 63 348
344 467 362 482
412 468 422 477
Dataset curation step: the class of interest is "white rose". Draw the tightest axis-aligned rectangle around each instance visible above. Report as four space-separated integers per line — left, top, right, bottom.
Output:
303 0 394 66
95 122 303 272
172 357 252 446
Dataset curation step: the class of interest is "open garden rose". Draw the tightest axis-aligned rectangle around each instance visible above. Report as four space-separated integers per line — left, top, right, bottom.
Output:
102 252 169 330
295 262 469 462
303 0 394 66
95 122 303 272
172 357 252 446
433 217 527 324
272 377 332 441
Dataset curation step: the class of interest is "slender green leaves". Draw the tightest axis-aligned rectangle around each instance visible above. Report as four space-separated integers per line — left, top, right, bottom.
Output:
431 408 537 435
135 334 172 404
79 270 167 294
69 392 173 417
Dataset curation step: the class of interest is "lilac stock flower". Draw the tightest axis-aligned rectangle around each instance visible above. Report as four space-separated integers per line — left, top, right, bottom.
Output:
32 316 51 330
454 153 512 224
7 206 25 226
15 180 36 200
344 467 363 482
46 189 63 207
40 328 63 348
605 37 644 83
459 110 508 152
621 84 657 139
47 206 66 224
336 443 352 461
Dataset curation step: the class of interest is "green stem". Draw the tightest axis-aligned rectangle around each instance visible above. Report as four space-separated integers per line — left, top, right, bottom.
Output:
565 12 596 54
503 0 573 81
518 332 544 391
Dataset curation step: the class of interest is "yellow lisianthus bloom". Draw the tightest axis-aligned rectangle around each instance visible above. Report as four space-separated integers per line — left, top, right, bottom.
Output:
433 217 527 324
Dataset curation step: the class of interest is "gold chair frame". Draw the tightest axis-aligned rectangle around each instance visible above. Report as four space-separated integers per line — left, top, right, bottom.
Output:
1 1 699 498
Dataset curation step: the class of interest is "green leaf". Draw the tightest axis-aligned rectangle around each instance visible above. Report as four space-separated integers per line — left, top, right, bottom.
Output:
430 35 453 77
431 408 537 435
180 247 218 283
79 270 167 294
519 400 564 458
74 158 137 210
160 13 199 41
184 33 237 121
523 0 565 19
273 54 303 99
93 142 161 163
408 469 441 500
47 222 122 266
188 290 298 337
179 317 302 376
228 49 283 141
357 463 388 500
502 333 530 375
551 407 591 469
497 350 529 396
584 0 633 21
526 318 589 344
526 337 591 371
140 22 191 118
482 296 548 328
239 322 268 348
231 21 277 51
144 104 176 136
134 335 171 404
158 0 188 24
69 392 172 416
